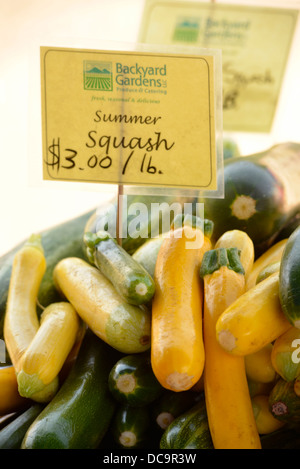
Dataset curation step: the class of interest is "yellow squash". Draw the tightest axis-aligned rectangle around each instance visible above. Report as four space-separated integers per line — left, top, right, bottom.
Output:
245 344 277 384
53 257 151 354
200 247 261 449
59 321 86 383
216 272 291 356
0 366 28 416
215 229 255 279
4 234 46 373
256 261 281 284
246 239 287 290
17 302 80 399
151 216 213 392
251 395 285 435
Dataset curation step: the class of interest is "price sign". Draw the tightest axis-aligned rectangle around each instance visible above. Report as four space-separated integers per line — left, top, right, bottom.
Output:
41 46 222 195
139 1 299 133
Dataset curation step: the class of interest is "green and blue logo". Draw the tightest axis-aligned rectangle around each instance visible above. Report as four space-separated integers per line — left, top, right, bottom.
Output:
173 18 200 43
83 60 113 91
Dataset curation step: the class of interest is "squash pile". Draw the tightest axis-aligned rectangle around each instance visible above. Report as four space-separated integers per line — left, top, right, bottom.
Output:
1 143 300 449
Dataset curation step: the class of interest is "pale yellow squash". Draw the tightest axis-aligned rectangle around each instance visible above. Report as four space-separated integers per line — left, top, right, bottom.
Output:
17 302 80 399
4 234 46 373
201 247 261 449
216 272 291 356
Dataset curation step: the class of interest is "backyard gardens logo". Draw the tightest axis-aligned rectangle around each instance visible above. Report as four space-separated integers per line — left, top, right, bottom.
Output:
83 59 167 93
173 18 200 43
83 61 113 91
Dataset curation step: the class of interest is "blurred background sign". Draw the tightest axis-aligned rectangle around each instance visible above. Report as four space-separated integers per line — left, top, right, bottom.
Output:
139 0 299 133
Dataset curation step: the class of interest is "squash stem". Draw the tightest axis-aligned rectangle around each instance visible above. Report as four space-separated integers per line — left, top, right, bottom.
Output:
200 247 245 278
25 234 44 254
171 214 214 239
165 372 194 392
217 329 237 353
271 401 289 419
230 195 257 220
156 411 174 430
116 374 136 394
17 370 59 402
119 431 137 447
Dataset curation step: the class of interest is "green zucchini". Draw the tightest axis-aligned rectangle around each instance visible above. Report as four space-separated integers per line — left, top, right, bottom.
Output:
261 426 300 449
21 330 119 449
269 378 300 424
132 236 164 278
0 412 20 431
108 353 163 407
152 389 204 432
160 399 213 449
85 194 197 255
97 430 120 450
279 226 300 328
84 231 155 306
0 209 93 340
111 403 151 448
273 208 300 244
203 142 300 255
0 404 43 449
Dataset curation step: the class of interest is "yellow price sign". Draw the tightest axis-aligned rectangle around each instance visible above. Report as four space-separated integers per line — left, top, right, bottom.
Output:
139 1 298 133
41 46 222 194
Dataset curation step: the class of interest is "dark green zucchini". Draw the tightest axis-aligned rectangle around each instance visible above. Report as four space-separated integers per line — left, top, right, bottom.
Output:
108 353 163 407
84 231 155 306
0 404 43 449
0 209 94 340
279 226 300 328
203 142 300 256
111 403 151 449
97 430 120 450
152 389 204 432
269 378 300 424
21 330 120 449
0 412 20 431
160 399 213 449
260 425 300 449
273 209 300 244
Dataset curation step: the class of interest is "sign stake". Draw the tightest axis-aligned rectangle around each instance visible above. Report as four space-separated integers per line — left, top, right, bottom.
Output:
117 184 123 246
